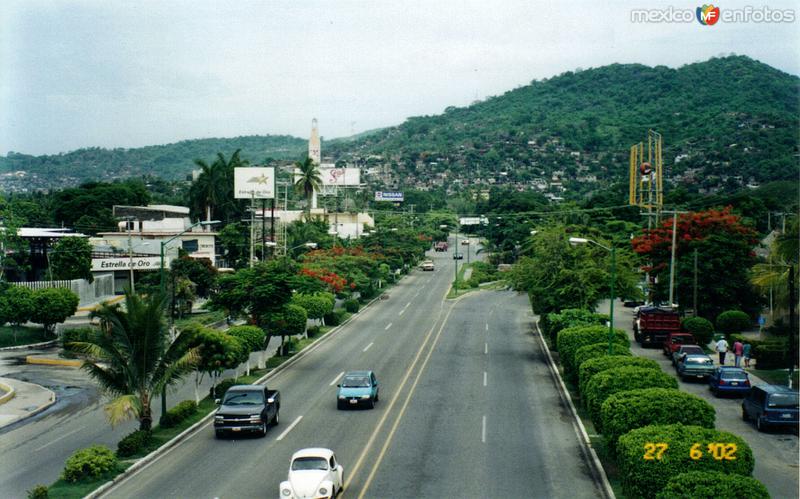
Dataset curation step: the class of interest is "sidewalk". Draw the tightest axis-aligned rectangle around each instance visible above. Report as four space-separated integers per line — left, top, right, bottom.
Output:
0 376 56 429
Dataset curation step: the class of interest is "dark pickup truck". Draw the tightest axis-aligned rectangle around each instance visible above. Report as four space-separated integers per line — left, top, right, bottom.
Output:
214 384 280 438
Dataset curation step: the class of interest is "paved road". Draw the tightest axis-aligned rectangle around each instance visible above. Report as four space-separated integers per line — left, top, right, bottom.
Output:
106 247 602 498
599 300 799 499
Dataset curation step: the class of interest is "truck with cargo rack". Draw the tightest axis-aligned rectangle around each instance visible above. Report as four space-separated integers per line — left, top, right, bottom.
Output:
633 305 681 347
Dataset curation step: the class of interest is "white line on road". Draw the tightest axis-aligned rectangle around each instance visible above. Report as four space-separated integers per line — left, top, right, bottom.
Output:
277 416 303 441
484 343 488 355
485 323 489 332
398 302 411 316
363 342 374 352
385 323 393 330
329 371 344 386
482 415 487 443
483 371 487 387
35 427 83 452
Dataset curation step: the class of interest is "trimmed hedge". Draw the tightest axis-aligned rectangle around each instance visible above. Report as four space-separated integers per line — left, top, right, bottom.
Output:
682 317 714 345
601 388 716 455
160 400 198 428
543 308 609 346
716 310 751 334
61 445 119 482
116 430 152 457
323 309 348 327
656 471 770 499
344 299 360 313
579 356 660 395
557 325 629 381
573 343 632 384
61 327 96 350
617 424 754 499
585 366 678 429
226 325 266 353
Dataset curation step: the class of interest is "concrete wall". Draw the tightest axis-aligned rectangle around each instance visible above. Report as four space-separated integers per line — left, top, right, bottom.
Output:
10 274 115 306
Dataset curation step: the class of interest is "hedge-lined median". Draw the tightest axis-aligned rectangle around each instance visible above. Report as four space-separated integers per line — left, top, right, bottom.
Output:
557 325 629 382
578 355 660 395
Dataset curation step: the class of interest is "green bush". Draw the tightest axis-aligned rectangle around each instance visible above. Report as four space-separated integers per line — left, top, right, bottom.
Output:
116 430 152 457
210 378 242 399
573 343 632 383
306 326 321 338
160 400 198 428
715 310 752 334
682 317 714 345
585 366 678 429
61 445 119 482
543 309 608 346
753 341 792 369
579 356 660 395
617 424 755 499
26 485 49 499
323 309 347 326
556 325 629 381
344 299 360 313
656 471 770 499
226 325 265 354
61 327 96 350
601 388 716 455
359 286 378 302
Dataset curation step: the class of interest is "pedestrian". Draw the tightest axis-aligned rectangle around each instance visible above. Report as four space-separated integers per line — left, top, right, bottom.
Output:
743 342 752 368
733 339 743 367
715 337 729 365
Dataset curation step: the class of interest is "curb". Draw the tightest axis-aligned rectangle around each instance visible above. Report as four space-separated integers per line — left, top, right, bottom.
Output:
26 356 82 367
0 380 15 405
0 340 58 352
88 286 391 499
533 318 616 499
0 383 57 430
77 295 125 312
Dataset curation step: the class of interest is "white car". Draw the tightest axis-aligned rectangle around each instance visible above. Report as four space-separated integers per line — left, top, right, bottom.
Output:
280 448 343 499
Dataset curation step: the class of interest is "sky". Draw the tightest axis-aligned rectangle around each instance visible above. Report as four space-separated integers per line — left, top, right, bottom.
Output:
2 0 799 156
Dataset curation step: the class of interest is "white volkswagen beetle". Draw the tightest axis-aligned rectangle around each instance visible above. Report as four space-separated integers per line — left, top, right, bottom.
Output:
280 448 343 499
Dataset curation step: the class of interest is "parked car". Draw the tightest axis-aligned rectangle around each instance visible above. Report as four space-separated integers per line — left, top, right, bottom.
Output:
421 260 435 271
676 354 715 381
213 385 280 438
672 344 705 366
708 366 751 397
663 332 696 357
337 370 379 409
742 385 799 432
280 448 343 499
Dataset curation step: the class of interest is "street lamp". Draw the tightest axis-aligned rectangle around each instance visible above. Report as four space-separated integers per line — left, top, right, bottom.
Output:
570 237 616 354
289 242 317 253
160 220 220 295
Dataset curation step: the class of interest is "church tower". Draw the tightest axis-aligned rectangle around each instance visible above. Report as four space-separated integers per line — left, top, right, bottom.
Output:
309 118 321 164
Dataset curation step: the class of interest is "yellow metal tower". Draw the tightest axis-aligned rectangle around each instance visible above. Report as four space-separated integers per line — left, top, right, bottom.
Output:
629 130 664 216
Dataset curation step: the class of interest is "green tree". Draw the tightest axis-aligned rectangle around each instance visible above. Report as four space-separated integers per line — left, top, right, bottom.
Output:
0 286 35 342
217 222 249 269
291 292 334 326
184 324 244 403
227 325 266 373
30 288 79 335
49 237 93 281
70 292 198 430
293 157 322 214
211 259 297 326
188 150 249 225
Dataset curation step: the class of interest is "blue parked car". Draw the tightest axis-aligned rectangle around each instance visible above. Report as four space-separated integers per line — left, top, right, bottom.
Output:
708 366 751 397
337 370 379 409
742 384 799 432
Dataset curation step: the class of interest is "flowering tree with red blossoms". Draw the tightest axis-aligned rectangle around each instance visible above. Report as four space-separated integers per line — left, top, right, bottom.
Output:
631 207 761 320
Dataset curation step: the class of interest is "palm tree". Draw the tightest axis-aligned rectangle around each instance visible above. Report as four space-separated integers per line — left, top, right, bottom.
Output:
189 149 249 224
71 292 198 430
293 157 322 214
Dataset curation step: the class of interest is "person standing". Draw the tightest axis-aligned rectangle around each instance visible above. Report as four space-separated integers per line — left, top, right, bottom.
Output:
715 337 729 365
733 339 744 367
743 342 752 368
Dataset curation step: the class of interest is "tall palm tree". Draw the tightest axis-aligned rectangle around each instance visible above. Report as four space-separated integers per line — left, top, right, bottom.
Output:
71 292 198 430
189 149 249 224
293 157 322 214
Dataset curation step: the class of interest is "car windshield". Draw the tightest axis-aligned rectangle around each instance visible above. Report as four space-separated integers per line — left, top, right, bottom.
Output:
768 393 799 408
686 357 711 365
222 391 264 405
292 457 329 471
342 376 370 388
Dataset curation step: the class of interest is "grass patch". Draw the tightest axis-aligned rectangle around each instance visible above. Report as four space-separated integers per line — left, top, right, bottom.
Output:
749 368 799 388
173 309 227 330
47 463 133 499
0 325 49 348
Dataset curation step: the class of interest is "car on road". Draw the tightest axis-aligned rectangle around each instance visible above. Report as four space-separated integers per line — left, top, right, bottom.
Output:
663 332 696 357
213 384 280 438
672 344 705 366
742 384 799 432
280 448 343 499
708 366 751 397
337 370 379 409
421 260 435 271
452 252 463 259
434 241 448 252
676 354 715 381
461 239 470 245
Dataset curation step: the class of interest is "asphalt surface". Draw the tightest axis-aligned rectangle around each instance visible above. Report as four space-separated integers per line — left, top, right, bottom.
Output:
104 245 602 499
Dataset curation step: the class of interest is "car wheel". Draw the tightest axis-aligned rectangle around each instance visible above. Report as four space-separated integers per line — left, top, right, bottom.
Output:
741 408 749 421
375 390 379 402
272 410 280 426
368 397 375 409
215 430 224 439
260 421 268 437
337 400 344 410
757 416 765 432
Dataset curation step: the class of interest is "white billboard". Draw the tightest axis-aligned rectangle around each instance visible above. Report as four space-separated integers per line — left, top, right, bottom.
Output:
234 167 275 199
375 191 404 202
319 167 360 186
92 257 162 272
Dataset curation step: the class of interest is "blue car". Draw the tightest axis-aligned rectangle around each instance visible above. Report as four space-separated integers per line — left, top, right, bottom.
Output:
337 370 379 409
708 367 751 397
742 385 799 432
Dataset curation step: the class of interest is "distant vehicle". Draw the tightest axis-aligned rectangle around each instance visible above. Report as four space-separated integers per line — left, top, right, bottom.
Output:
676 354 715 381
213 385 280 438
452 252 463 260
337 370 379 409
633 306 681 347
672 345 705 366
461 239 470 245
662 332 697 357
434 241 448 252
623 298 646 308
421 260 435 271
708 367 751 397
280 448 343 499
742 385 799 432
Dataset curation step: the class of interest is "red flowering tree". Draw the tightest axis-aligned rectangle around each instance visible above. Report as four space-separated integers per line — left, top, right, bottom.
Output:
631 207 761 319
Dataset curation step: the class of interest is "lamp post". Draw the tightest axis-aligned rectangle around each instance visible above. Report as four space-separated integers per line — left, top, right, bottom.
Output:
570 237 616 354
159 220 220 295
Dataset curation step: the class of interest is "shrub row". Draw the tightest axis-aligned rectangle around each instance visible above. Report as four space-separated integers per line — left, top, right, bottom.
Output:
556 325 629 381
160 400 198 428
656 470 769 499
344 299 360 313
542 308 608 346
116 430 152 457
681 316 714 345
61 445 119 482
578 355 660 395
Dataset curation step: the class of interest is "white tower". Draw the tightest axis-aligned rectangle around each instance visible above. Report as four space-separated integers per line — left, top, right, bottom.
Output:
308 118 321 209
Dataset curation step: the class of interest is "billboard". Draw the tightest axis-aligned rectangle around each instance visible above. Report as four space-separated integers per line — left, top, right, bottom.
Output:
234 167 275 199
374 191 404 202
459 216 488 226
318 167 360 186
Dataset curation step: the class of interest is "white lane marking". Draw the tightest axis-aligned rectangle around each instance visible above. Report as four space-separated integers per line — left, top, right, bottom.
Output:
329 371 344 386
276 416 303 441
414 292 420 298
482 415 487 443
484 343 488 355
35 426 84 452
363 342 374 352
485 323 489 332
385 323 393 330
483 371 487 387
398 302 411 316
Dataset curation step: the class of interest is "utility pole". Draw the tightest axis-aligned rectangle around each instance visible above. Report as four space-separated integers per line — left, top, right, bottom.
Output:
662 209 688 307
249 193 255 268
261 199 266 261
789 265 796 388
270 198 276 258
125 216 136 294
693 249 698 316
454 222 459 296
